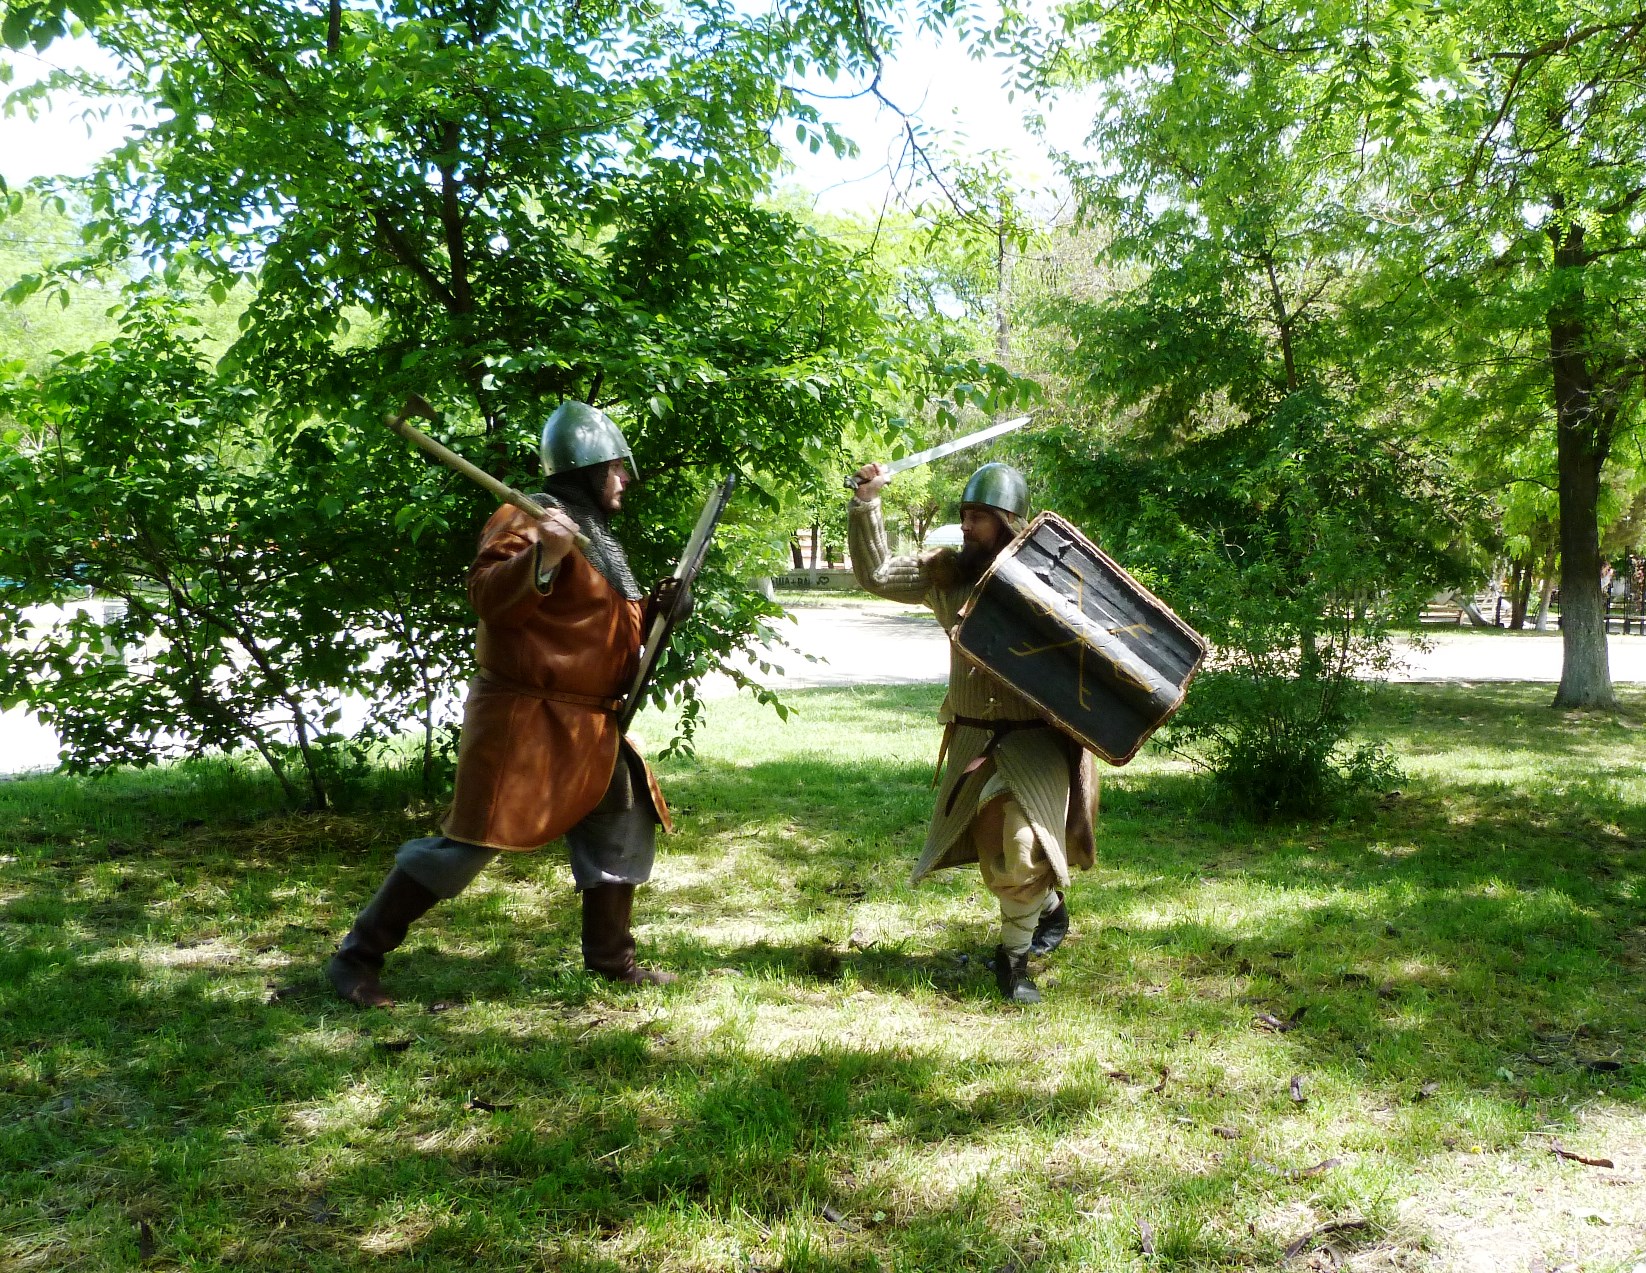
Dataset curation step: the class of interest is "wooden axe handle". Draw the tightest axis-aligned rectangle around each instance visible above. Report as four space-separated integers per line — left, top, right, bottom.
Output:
384 397 591 552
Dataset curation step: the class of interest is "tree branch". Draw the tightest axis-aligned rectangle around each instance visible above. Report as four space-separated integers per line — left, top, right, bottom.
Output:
371 208 459 310
437 120 474 315
1484 13 1646 62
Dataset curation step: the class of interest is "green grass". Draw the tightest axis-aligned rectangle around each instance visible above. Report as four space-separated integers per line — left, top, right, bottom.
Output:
2 683 1644 1271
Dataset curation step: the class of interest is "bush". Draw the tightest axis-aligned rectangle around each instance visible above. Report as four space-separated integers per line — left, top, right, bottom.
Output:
1166 672 1400 818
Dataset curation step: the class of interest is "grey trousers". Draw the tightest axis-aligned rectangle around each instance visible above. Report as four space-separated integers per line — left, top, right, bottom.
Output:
395 747 658 900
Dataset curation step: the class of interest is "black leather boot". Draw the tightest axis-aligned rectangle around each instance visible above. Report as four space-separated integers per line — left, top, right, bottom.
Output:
1030 892 1070 955
325 867 439 1007
581 883 676 986
994 944 1042 1005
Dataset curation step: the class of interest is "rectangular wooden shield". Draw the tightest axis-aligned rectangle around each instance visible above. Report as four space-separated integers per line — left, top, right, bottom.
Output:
953 511 1208 765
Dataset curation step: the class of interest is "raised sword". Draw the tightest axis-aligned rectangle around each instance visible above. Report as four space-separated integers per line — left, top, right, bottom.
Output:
842 415 1032 491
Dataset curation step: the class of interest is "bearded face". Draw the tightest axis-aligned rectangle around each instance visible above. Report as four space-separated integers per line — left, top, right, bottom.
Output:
955 506 1011 584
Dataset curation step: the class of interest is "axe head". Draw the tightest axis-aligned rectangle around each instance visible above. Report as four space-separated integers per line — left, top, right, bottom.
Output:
400 393 438 423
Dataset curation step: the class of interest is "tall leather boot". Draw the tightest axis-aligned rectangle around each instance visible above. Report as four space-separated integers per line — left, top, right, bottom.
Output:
325 867 440 1007
581 883 676 986
1030 892 1070 955
994 944 1042 1005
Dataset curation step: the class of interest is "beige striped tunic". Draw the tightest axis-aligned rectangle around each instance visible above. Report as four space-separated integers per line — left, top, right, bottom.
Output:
848 496 1098 887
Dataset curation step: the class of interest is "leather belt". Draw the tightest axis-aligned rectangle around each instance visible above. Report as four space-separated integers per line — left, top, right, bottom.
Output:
476 669 622 714
937 715 1053 814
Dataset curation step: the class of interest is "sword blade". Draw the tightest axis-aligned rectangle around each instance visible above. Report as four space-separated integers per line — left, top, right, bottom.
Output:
619 473 738 729
672 473 737 582
846 415 1031 489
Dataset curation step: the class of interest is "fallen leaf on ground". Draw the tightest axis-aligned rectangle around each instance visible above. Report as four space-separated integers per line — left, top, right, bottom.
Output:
1283 1218 1369 1258
466 1097 516 1113
1211 1126 1239 1139
1414 1081 1440 1101
1286 1157 1342 1180
1137 1218 1155 1255
1289 1075 1306 1103
1551 1143 1614 1168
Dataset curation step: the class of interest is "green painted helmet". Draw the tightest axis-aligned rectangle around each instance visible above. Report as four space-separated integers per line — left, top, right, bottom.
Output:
539 400 636 477
961 461 1029 521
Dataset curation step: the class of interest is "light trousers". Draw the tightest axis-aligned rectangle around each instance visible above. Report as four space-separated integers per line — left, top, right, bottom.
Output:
972 794 1059 955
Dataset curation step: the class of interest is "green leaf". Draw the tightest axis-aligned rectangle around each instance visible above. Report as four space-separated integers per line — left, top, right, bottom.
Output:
2 8 34 50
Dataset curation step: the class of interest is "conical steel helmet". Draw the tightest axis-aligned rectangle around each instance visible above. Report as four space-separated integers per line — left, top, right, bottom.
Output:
539 401 636 477
961 461 1029 521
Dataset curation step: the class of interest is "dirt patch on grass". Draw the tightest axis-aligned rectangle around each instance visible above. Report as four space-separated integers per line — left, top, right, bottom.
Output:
1387 1104 1646 1272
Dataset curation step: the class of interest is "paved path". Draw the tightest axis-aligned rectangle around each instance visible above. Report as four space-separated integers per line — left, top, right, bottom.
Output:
714 597 1646 694
6 598 1644 775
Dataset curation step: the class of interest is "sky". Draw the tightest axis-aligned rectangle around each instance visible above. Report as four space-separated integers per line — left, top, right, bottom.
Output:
1 37 137 186
778 26 1088 217
1 20 1089 214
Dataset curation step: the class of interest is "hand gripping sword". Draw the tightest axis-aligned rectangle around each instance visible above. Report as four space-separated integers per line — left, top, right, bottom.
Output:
842 415 1032 490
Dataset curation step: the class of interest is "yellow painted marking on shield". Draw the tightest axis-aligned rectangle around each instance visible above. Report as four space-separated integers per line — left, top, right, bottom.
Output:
1003 564 1094 712
1001 564 1157 713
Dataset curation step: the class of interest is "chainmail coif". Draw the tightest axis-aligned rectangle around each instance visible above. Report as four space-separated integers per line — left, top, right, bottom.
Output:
535 467 643 600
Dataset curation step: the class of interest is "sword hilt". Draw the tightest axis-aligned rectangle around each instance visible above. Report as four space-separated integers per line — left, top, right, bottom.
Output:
843 464 894 493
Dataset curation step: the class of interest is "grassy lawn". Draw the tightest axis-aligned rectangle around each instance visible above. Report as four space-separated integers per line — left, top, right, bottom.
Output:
2 682 1644 1271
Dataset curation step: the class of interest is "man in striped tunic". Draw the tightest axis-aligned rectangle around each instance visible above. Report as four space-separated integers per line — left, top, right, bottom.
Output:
848 461 1099 1004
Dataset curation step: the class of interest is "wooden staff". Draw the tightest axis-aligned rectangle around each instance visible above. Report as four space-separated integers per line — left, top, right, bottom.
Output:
384 395 590 552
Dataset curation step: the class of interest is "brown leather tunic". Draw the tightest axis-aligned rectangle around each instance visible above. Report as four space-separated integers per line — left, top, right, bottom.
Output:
440 504 670 851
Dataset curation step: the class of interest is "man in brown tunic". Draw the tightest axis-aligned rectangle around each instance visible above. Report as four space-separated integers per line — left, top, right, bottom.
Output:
849 460 1098 1004
326 401 681 1007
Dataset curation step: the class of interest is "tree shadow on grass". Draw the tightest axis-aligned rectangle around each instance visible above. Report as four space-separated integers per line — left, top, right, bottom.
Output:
0 914 1629 1271
0 930 1447 1272
2 945 1127 1271
4 680 1644 1269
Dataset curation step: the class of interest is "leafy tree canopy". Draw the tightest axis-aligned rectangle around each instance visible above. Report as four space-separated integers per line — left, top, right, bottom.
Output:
0 0 1039 797
1014 0 1646 708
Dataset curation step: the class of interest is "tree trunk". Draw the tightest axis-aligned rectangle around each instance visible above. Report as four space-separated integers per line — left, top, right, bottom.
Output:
996 215 1011 361
809 521 820 569
1547 218 1615 709
1533 542 1558 632
1552 427 1612 706
789 536 804 570
1508 556 1529 630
